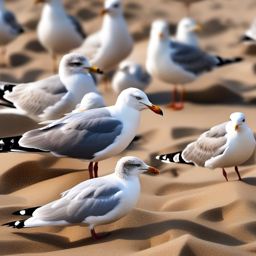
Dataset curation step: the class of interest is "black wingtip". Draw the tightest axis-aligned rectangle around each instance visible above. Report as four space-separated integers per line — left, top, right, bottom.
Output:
12 206 40 216
3 220 25 229
156 151 194 166
240 35 254 42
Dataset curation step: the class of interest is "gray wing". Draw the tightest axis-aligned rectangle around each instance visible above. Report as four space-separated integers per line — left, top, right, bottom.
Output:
170 41 219 75
68 15 86 39
182 122 228 166
3 11 24 34
33 180 122 223
5 75 67 117
20 108 123 160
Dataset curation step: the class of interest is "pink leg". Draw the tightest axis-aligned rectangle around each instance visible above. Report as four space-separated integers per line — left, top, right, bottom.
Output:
173 86 185 110
94 162 99 178
235 166 242 181
90 228 110 240
88 162 94 179
167 85 177 109
222 168 228 181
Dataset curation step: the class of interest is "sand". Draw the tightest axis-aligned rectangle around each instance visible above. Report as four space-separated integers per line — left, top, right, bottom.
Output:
1 0 256 255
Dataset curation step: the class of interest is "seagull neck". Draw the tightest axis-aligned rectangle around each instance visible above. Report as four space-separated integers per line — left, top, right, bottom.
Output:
102 14 127 33
43 0 66 17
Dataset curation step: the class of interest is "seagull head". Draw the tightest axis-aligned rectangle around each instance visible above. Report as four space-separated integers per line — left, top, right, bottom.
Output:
116 88 163 115
150 19 170 41
115 156 160 178
59 53 104 76
101 0 123 17
229 112 247 132
177 17 202 34
77 92 105 112
119 60 140 76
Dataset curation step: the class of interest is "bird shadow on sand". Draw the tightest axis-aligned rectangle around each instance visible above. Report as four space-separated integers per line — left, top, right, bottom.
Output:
0 156 84 194
11 219 244 253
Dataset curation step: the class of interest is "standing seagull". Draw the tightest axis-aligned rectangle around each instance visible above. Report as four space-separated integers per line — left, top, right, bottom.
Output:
76 0 133 73
0 88 163 179
0 0 24 66
112 61 151 94
36 0 86 72
156 112 256 181
175 17 202 47
146 20 242 110
3 156 159 239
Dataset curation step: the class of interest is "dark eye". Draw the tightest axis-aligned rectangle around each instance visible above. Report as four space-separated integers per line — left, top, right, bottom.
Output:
69 62 82 67
113 3 119 8
242 119 245 122
135 96 142 100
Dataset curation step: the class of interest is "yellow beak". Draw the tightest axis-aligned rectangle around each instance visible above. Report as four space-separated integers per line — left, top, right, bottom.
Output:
192 23 203 32
101 8 109 16
235 124 240 131
86 66 104 74
147 166 160 175
147 104 163 116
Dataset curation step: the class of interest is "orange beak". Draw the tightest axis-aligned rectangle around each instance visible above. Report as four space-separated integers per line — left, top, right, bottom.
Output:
147 104 163 116
147 166 160 175
86 66 104 74
235 124 240 131
101 8 109 16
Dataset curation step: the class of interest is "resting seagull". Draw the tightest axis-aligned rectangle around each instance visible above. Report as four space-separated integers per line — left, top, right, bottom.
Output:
146 20 242 110
112 60 151 94
0 0 24 66
3 156 159 239
76 0 133 73
156 112 256 181
0 88 163 179
175 17 202 47
35 0 86 72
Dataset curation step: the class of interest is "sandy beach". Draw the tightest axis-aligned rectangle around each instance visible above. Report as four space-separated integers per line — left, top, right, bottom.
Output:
1 0 256 255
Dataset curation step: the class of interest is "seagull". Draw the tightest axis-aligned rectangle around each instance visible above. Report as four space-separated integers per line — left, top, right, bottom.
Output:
71 92 105 113
3 156 159 239
241 18 256 43
76 0 133 73
35 0 86 72
0 88 163 179
156 112 256 181
112 60 151 94
1 53 102 122
175 17 202 47
146 19 242 110
0 0 24 66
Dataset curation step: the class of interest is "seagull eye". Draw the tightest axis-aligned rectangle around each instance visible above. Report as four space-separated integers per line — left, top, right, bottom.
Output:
69 62 82 67
242 119 245 122
113 3 119 8
135 96 143 100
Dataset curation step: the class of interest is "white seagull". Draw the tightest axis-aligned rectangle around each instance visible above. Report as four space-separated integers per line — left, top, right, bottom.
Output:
0 0 24 66
146 19 242 110
3 156 159 239
1 53 102 122
76 0 133 73
0 88 163 179
175 17 202 47
35 0 86 72
156 112 256 181
241 18 256 43
112 60 151 94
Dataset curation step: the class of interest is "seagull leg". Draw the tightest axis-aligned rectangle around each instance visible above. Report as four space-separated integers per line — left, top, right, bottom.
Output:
174 86 185 110
94 162 99 178
167 85 177 109
235 166 242 181
88 162 94 179
90 228 110 240
51 53 58 73
222 168 228 181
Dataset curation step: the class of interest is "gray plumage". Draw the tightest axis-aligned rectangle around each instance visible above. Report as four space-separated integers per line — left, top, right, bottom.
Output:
3 11 24 34
32 181 121 223
182 122 228 166
68 15 86 39
20 108 123 160
170 41 219 75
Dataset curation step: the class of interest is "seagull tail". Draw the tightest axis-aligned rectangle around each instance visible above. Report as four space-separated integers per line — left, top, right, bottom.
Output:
3 220 26 229
156 151 194 165
0 83 16 108
0 135 46 153
216 56 243 67
12 206 40 216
